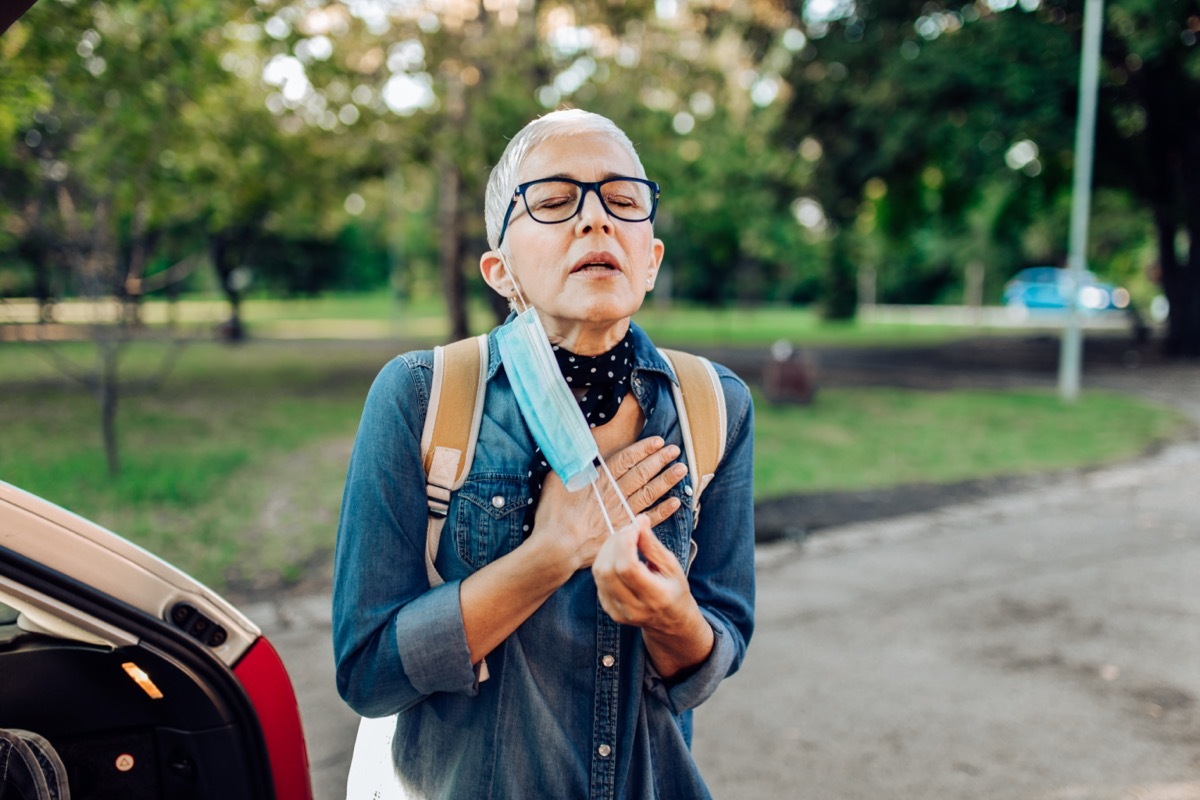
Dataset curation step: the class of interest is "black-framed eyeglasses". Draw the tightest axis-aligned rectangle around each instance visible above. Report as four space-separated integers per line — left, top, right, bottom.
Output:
496 176 660 247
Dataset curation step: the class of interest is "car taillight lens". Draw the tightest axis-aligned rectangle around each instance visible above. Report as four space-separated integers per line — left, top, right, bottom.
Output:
233 638 313 800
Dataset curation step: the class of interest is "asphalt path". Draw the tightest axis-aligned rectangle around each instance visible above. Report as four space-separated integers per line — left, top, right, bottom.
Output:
247 355 1200 800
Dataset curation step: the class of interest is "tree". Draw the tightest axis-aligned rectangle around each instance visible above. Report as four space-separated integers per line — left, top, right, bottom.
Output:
1098 0 1200 355
258 0 819 326
774 0 1199 353
2 0 248 472
777 0 1083 315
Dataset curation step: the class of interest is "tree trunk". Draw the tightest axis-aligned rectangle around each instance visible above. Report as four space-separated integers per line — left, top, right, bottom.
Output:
1162 232 1200 357
121 226 153 328
31 251 54 323
1157 123 1200 357
437 72 469 342
437 161 468 341
1132 55 1199 358
210 234 245 341
20 197 56 322
822 229 858 320
1180 120 1200 358
97 335 120 475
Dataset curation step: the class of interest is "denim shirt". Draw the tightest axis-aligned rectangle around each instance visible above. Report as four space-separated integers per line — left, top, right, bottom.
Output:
332 321 755 799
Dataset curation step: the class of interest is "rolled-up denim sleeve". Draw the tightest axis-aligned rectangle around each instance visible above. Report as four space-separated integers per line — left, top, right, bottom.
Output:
646 369 756 714
331 354 479 718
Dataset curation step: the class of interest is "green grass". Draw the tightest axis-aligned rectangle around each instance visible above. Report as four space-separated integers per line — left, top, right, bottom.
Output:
0 335 1188 593
1 339 400 591
754 387 1185 498
634 304 987 346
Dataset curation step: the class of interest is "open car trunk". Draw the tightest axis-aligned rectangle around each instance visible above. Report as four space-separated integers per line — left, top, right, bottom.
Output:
0 480 312 800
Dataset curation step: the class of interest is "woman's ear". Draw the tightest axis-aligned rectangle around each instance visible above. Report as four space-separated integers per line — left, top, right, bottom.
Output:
480 250 515 298
645 238 666 290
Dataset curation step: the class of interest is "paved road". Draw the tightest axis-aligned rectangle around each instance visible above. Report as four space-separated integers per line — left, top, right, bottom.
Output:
694 442 1200 799
250 362 1200 799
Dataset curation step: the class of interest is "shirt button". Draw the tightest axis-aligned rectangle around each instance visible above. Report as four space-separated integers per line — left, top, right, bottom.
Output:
491 496 505 509
598 744 612 758
683 484 693 497
601 654 615 668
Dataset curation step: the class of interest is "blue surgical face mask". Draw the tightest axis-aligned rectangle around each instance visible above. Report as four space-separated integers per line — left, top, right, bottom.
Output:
494 259 636 531
496 304 601 492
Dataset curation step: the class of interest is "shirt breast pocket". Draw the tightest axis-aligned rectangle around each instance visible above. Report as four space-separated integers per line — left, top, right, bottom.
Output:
450 475 531 572
653 484 695 571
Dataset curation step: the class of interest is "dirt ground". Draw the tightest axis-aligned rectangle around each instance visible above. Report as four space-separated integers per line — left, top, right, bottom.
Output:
711 331 1196 543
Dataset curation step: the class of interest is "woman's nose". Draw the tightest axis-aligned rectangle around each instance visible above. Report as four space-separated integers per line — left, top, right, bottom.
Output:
574 188 613 237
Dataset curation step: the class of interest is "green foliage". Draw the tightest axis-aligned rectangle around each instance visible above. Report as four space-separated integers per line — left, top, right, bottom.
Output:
1 0 1195 348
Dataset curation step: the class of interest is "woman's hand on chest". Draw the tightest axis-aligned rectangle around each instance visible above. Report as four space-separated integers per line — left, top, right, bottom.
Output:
528 393 686 572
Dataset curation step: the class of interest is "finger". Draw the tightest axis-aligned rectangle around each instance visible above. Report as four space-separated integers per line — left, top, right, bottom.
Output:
611 516 645 563
594 474 634 526
625 461 687 516
605 436 668 480
634 520 683 576
611 517 656 584
616 444 682 503
641 495 682 528
593 521 642 598
591 526 618 576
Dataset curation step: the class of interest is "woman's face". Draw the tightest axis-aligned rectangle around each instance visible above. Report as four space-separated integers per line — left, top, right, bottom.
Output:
485 132 665 346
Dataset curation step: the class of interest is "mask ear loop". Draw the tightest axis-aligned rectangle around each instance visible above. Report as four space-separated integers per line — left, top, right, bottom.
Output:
590 481 617 536
501 254 532 314
589 462 636 537
598 459 636 528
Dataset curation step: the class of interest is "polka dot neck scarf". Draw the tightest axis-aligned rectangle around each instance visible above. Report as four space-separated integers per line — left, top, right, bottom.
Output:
552 331 635 430
526 331 636 510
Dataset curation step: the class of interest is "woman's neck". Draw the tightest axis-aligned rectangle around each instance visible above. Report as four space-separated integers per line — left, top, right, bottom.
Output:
545 319 632 356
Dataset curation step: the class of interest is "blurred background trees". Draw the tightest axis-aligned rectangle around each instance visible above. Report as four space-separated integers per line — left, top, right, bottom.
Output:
2 0 1198 352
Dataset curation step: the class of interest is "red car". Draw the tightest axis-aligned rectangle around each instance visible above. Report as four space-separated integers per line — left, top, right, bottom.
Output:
0 479 313 799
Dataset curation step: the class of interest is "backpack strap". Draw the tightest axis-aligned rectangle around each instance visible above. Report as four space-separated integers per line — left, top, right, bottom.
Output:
350 337 490 771
657 348 728 528
420 335 488 587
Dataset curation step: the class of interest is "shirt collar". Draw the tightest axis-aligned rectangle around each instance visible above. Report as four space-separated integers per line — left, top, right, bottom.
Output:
627 321 677 385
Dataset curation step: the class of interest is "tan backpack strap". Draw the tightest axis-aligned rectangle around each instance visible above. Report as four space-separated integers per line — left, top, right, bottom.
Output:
658 348 727 528
420 335 488 587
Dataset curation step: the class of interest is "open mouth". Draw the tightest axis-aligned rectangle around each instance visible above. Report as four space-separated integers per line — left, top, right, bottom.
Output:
571 253 621 274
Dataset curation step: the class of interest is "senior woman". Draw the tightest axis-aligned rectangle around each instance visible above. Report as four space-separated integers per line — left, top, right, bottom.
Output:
333 109 755 799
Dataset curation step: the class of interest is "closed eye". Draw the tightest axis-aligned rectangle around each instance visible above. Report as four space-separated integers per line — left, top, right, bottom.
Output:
604 194 641 209
533 196 575 211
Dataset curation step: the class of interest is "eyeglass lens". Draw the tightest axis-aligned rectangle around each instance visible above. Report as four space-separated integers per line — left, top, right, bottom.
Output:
524 180 654 223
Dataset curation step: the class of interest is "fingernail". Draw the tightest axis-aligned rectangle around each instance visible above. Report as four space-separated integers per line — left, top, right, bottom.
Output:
665 444 680 458
672 463 687 477
653 437 665 448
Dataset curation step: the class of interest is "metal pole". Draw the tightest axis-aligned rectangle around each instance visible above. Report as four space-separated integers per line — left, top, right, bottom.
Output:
1058 0 1105 400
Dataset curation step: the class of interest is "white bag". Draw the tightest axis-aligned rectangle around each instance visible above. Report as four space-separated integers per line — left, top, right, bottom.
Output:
345 714 402 799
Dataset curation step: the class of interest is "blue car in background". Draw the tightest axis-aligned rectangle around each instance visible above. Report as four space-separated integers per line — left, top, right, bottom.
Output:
1003 266 1130 312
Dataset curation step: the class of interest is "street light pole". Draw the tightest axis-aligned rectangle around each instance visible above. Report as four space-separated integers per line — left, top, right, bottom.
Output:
1058 0 1106 400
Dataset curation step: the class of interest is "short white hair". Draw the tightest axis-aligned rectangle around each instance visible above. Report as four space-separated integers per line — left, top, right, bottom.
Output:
484 109 648 252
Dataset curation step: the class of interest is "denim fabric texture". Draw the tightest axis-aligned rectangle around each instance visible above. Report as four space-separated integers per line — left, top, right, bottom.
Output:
332 321 755 799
